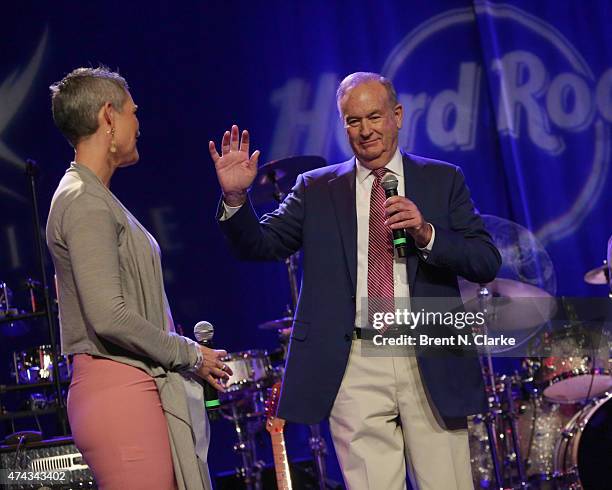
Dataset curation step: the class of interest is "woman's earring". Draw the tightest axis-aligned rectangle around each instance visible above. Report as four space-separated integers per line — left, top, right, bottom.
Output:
109 127 117 153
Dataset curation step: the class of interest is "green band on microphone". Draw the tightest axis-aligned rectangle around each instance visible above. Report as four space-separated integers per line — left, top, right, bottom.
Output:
393 237 407 245
205 399 221 409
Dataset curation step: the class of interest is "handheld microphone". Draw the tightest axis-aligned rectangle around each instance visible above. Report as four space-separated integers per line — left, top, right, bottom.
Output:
380 173 407 258
193 321 221 412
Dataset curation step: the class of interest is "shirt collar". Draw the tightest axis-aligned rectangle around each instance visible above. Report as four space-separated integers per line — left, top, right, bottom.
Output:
355 147 403 183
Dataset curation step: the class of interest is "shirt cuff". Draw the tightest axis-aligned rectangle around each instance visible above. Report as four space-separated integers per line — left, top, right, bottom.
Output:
417 223 435 258
220 201 244 221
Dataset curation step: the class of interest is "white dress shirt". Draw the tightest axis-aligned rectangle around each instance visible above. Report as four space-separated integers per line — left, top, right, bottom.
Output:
354 148 434 328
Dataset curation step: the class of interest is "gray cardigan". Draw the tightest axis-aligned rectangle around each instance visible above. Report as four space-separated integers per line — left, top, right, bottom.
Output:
46 162 212 490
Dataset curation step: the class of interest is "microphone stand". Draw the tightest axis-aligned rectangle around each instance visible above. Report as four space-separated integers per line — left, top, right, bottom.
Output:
26 159 68 435
267 170 329 490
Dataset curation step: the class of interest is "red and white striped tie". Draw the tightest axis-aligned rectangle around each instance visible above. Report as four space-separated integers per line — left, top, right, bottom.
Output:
367 167 395 331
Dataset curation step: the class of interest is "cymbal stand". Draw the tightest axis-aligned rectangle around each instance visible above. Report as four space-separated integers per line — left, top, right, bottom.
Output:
476 285 505 490
503 377 527 488
476 285 528 489
267 171 329 490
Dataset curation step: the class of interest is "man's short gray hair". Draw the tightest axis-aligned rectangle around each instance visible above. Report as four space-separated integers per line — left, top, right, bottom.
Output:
336 72 398 116
49 66 129 147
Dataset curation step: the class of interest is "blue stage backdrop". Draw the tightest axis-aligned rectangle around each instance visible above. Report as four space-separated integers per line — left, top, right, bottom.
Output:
1 0 611 481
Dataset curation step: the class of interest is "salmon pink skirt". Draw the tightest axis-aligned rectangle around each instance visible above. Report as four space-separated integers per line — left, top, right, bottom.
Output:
68 354 177 490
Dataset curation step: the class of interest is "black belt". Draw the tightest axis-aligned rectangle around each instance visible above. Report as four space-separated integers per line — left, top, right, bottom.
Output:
353 326 407 340
352 327 379 341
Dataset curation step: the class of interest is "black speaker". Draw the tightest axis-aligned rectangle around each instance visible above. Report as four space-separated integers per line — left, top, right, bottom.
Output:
0 435 95 489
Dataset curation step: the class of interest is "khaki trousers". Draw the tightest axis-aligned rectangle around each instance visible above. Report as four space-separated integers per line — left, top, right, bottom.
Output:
329 340 474 490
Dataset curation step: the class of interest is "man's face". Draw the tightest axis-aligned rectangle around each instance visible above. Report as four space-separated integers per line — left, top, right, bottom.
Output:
340 81 403 169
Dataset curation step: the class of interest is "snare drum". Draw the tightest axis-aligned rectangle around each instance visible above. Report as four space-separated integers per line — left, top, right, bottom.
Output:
219 350 273 401
536 328 612 403
554 392 612 489
12 345 72 384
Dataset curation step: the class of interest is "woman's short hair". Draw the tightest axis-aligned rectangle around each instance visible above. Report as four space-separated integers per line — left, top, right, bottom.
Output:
49 66 129 147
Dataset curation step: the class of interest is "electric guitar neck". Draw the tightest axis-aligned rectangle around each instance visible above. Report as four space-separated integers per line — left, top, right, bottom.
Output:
265 382 292 490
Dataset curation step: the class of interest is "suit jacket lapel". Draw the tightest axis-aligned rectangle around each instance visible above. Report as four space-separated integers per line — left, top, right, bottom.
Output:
402 153 421 292
329 159 357 294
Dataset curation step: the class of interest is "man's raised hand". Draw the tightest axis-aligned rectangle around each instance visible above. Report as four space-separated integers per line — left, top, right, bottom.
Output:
209 125 260 206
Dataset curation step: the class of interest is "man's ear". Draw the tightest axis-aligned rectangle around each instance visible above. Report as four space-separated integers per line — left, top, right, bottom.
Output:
394 103 404 130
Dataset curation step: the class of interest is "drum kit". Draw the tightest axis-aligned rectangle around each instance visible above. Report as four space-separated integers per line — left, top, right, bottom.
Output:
463 233 612 489
1 280 71 417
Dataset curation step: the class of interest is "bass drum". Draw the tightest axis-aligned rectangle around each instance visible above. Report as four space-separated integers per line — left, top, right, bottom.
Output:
554 392 612 489
468 396 578 487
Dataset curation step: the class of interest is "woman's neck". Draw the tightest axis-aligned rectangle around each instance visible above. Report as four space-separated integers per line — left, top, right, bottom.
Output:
74 145 116 188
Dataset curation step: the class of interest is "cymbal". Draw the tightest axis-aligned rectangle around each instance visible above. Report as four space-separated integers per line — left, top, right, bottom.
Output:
258 317 294 330
584 262 609 285
250 155 327 205
459 277 556 332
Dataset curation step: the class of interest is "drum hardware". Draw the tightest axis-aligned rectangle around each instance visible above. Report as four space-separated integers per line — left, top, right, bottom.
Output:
474 284 513 489
503 375 528 486
0 281 31 337
250 155 326 206
258 317 294 331
26 391 65 412
24 277 42 312
216 350 279 490
11 346 72 385
470 388 583 488
552 391 612 488
460 277 557 353
470 282 551 489
252 154 330 490
259 317 293 366
227 400 266 490
583 262 609 286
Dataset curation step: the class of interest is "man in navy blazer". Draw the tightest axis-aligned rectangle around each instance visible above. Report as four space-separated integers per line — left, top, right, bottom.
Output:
210 72 501 489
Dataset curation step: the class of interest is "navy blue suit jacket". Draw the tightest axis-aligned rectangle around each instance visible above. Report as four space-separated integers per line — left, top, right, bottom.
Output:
218 153 501 424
